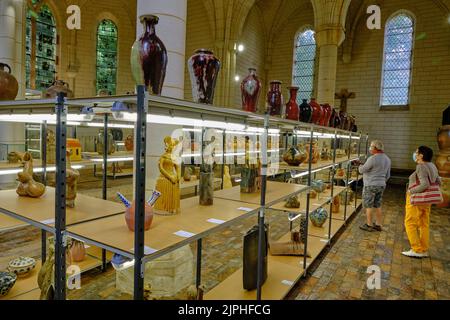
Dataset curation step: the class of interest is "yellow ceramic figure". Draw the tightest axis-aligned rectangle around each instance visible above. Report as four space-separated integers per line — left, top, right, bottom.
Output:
223 165 233 189
154 136 181 215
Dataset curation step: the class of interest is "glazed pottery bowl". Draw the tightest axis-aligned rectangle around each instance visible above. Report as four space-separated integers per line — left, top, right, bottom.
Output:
0 271 17 296
8 256 36 277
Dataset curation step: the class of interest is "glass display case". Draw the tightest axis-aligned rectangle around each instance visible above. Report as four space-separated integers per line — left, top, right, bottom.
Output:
0 89 368 301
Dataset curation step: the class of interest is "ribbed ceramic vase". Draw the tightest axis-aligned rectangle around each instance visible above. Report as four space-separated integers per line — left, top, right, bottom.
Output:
131 15 168 95
241 68 261 112
188 49 221 104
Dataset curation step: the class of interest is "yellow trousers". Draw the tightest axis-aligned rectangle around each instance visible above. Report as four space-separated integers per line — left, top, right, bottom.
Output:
404 193 431 253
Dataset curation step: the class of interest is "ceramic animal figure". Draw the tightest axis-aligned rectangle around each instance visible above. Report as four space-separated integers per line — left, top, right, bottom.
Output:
154 136 181 215
7 151 24 163
16 152 46 198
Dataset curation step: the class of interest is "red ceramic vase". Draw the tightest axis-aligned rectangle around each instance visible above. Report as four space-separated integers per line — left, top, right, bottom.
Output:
267 81 283 116
330 109 340 128
188 49 221 104
125 201 154 232
285 87 300 121
321 103 332 127
310 98 323 125
241 68 261 112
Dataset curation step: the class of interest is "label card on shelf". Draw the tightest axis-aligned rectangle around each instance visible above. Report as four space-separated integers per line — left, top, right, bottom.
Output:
130 246 158 255
237 207 253 212
320 239 329 243
40 218 55 225
174 230 196 238
207 218 226 225
281 280 294 286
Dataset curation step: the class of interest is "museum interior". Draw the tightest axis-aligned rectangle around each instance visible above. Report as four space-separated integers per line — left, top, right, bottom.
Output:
0 0 449 301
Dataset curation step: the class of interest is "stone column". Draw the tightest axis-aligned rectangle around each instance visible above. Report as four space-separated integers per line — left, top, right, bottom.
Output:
135 0 187 195
315 25 345 104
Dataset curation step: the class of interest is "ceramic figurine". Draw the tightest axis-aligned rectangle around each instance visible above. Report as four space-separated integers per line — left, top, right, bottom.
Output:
125 134 134 152
16 152 46 198
304 141 320 164
188 49 221 104
310 208 328 227
0 62 19 101
0 271 16 297
42 80 74 98
7 256 36 277
154 136 181 215
183 166 193 182
7 151 24 164
66 151 80 208
332 196 340 213
311 180 325 193
46 129 56 164
223 165 233 189
240 137 260 193
131 15 168 95
283 146 307 166
117 191 160 231
284 195 300 209
97 129 116 155
199 164 214 206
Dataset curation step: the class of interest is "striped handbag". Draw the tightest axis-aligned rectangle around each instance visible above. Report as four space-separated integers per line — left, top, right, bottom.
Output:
409 177 443 205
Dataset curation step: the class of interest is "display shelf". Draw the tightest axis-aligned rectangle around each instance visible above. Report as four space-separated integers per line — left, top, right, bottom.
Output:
204 235 328 300
307 218 345 239
278 155 360 173
214 181 308 207
0 213 27 231
82 151 134 160
180 178 222 191
0 188 124 229
10 288 40 300
67 197 260 259
0 261 42 301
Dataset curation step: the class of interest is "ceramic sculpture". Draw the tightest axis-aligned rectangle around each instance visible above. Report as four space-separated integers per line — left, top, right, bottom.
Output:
332 196 340 213
7 151 24 164
69 239 86 262
66 151 80 208
183 166 193 182
311 180 326 193
284 195 300 209
283 146 307 166
42 80 74 98
97 129 116 155
223 165 233 189
125 134 134 151
117 191 160 231
46 129 56 164
199 164 214 206
310 208 328 227
0 271 16 297
16 152 46 198
8 256 36 277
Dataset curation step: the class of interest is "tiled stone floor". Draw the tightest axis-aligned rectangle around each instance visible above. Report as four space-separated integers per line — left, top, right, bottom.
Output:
1 176 449 300
289 185 450 300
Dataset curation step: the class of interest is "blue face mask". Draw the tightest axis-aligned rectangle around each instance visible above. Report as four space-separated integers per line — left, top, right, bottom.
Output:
413 152 417 163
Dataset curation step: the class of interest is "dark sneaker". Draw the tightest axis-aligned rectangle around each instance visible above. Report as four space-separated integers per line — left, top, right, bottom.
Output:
372 225 382 232
359 224 374 232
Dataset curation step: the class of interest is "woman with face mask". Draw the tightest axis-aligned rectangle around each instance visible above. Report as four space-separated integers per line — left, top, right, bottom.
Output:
402 146 442 258
358 140 392 232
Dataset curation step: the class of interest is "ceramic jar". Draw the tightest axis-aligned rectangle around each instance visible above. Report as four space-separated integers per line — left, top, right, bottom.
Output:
321 104 332 127
283 146 307 166
131 15 168 95
310 208 328 227
0 63 19 101
309 98 323 125
241 68 261 112
285 87 300 121
69 240 86 262
188 49 221 104
267 81 283 116
0 271 16 297
8 257 36 277
124 201 154 232
299 99 312 123
42 80 74 99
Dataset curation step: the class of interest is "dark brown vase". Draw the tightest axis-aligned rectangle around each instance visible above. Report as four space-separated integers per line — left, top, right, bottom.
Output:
329 108 338 127
285 87 300 121
339 111 349 130
321 103 332 127
241 68 261 112
42 80 74 98
0 63 18 101
188 49 221 104
267 81 283 116
310 98 323 125
299 99 312 123
131 15 168 95
348 115 357 132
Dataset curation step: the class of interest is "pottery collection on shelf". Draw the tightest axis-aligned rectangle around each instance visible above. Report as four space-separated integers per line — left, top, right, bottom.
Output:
188 49 221 104
0 62 19 101
241 68 261 112
131 15 168 95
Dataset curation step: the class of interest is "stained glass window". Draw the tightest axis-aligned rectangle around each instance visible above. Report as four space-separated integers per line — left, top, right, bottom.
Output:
26 3 57 91
381 13 414 106
96 20 118 95
293 28 316 103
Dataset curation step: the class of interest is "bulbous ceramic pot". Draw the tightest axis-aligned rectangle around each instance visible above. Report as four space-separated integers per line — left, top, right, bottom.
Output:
0 63 18 101
310 208 328 228
283 146 307 166
125 201 154 232
241 68 261 112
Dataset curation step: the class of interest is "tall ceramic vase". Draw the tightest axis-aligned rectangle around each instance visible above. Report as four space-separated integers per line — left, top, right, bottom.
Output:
188 49 221 104
310 98 323 125
321 104 332 127
436 125 450 178
241 68 261 112
199 164 214 206
267 81 283 116
285 87 300 121
131 15 168 95
299 99 312 123
0 63 19 101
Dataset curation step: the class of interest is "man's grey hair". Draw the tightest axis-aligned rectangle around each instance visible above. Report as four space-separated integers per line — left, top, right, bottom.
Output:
371 140 384 151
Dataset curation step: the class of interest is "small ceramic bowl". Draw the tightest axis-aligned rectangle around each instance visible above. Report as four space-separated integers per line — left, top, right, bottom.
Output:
8 256 36 277
0 271 17 296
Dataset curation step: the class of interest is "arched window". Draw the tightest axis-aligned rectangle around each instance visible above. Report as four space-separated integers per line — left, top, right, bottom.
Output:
292 28 316 103
381 13 415 106
96 20 118 95
26 1 57 92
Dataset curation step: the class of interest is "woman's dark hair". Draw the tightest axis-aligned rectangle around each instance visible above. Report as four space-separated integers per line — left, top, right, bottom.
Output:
418 146 433 162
